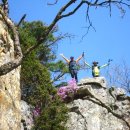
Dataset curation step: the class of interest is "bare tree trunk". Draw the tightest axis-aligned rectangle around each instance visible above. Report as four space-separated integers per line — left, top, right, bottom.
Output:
0 19 21 130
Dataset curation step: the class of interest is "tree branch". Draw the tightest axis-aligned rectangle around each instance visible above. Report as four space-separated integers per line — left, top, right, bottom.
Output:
60 1 84 19
51 72 65 83
23 0 78 56
0 7 23 76
47 0 58 5
23 0 130 57
45 33 74 48
17 14 26 27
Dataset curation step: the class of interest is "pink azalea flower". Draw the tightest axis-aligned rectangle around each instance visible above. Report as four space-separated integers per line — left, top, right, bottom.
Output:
57 79 79 100
33 106 41 117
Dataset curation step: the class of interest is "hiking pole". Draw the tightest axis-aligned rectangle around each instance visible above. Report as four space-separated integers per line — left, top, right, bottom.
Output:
108 59 113 65
82 51 86 70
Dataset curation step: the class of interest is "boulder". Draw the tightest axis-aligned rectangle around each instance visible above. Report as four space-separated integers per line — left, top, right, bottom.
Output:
66 78 130 130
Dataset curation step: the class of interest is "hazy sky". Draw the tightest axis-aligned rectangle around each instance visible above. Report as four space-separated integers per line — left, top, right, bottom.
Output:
8 0 130 81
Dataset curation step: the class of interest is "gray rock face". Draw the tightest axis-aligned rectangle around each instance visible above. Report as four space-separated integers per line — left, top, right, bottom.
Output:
66 77 130 130
21 100 34 130
78 77 107 88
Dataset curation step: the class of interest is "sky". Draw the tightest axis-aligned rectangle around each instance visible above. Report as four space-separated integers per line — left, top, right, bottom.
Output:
8 0 130 82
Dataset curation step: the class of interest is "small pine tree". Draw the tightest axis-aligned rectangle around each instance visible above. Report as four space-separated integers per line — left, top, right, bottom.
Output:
19 21 68 130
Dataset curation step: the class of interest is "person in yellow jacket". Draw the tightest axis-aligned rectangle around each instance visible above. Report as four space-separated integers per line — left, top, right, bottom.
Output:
85 61 110 77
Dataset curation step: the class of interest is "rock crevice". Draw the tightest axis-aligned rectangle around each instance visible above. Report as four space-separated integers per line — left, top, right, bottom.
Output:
66 77 130 130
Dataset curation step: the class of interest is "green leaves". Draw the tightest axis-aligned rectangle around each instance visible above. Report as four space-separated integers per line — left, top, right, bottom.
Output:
48 60 68 73
20 21 68 130
2 0 7 4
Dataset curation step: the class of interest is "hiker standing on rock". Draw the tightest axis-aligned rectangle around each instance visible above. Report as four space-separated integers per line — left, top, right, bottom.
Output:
60 53 84 83
85 60 111 77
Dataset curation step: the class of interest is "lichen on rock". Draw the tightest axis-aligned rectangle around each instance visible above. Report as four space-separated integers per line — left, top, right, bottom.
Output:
66 77 130 130
0 13 21 130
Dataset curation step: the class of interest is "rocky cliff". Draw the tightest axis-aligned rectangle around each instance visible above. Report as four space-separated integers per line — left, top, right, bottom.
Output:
0 16 21 130
66 77 130 130
21 100 34 130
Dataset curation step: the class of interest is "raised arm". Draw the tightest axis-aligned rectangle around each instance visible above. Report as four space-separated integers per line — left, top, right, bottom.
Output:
76 53 84 63
84 62 92 68
100 63 109 69
60 54 70 63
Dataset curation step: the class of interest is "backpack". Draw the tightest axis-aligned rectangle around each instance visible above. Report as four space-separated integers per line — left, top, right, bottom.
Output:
69 61 78 70
92 66 100 76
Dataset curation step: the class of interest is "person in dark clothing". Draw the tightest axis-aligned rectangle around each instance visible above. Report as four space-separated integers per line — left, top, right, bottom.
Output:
60 53 84 82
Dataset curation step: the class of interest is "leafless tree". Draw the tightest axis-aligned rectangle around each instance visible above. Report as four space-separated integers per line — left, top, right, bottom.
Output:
106 61 130 93
0 0 130 76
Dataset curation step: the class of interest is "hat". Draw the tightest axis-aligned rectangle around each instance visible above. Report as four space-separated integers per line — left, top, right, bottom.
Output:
70 56 74 59
93 61 98 64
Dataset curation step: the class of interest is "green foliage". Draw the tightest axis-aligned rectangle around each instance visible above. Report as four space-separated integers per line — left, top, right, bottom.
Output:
2 0 7 4
19 21 68 130
47 60 69 73
19 21 55 62
19 21 68 77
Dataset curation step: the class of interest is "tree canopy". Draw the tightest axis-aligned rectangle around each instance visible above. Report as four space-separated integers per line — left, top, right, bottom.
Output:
19 21 68 130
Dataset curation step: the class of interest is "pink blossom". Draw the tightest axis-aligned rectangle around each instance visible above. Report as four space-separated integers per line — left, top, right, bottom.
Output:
57 78 79 100
33 106 41 117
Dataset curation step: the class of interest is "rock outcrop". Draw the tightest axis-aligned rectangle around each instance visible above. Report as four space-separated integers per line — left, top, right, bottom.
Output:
21 100 34 130
66 77 130 130
0 16 21 129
